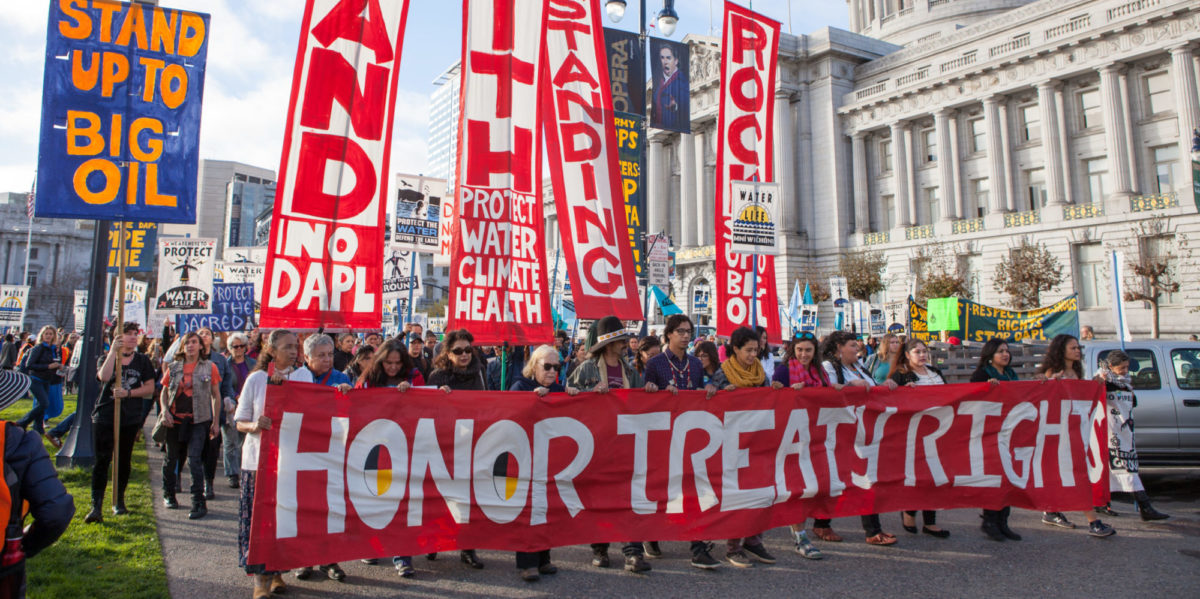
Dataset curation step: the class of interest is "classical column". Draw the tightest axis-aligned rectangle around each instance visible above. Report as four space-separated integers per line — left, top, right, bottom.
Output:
1037 81 1066 207
949 114 964 219
982 96 1007 213
1054 86 1074 204
647 135 667 236
904 125 918 223
679 132 696 247
997 102 1017 212
1171 44 1200 186
693 128 709 245
1118 69 1139 193
1099 64 1134 199
851 131 869 233
934 109 956 221
848 0 861 31
774 90 796 235
889 121 912 227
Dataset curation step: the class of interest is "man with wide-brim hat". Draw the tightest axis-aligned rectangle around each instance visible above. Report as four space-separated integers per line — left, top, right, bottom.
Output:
0 370 75 596
566 315 659 574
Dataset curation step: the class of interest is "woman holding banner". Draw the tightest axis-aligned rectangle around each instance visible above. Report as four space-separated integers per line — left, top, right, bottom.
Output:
866 333 901 384
820 331 900 546
771 332 833 558
1036 334 1116 538
711 327 778 568
888 339 951 539
1094 350 1168 521
234 329 307 598
567 315 658 573
509 345 578 582
970 338 1023 541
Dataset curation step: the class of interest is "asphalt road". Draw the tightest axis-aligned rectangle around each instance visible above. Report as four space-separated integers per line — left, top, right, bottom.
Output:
149 429 1200 598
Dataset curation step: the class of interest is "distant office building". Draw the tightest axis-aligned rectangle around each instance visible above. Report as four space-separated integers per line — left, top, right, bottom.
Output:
253 206 273 247
161 160 275 254
426 63 461 181
225 176 276 248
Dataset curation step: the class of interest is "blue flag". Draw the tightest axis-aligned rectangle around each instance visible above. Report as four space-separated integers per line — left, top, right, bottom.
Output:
651 286 683 316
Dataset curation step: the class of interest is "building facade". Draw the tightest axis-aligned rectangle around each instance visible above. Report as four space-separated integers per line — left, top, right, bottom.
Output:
0 192 96 330
161 160 276 255
224 176 276 249
426 63 462 182
548 0 1200 338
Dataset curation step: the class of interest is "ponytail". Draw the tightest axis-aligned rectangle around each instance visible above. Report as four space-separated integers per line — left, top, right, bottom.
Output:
252 329 295 373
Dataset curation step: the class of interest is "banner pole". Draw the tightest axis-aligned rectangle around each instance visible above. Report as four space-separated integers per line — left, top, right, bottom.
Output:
112 220 126 509
406 252 416 326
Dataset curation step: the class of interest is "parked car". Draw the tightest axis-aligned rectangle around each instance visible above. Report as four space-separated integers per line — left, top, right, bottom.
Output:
1082 341 1200 465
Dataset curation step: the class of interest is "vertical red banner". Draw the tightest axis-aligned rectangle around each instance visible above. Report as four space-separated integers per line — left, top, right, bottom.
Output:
541 0 643 321
715 2 781 341
260 0 411 330
448 0 553 344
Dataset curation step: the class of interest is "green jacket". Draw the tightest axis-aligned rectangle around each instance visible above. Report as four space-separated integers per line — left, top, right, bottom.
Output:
566 355 644 391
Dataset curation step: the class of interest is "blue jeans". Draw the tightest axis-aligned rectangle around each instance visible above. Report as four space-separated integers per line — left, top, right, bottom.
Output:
16 378 50 434
221 421 244 477
49 412 75 438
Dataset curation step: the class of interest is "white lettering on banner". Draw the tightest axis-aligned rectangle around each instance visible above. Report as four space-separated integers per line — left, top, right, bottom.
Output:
714 2 782 340
269 393 1105 534
542 0 641 319
261 0 410 329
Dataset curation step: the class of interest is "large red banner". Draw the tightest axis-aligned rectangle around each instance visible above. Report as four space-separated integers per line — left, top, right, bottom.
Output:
541 0 642 321
446 0 553 344
715 2 782 341
260 0 410 330
247 380 1109 570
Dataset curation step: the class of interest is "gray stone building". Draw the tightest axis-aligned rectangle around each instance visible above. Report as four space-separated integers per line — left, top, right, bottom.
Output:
547 0 1200 338
0 192 96 330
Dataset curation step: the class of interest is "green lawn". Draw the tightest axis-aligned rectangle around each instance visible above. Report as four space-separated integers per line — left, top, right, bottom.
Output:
0 396 169 599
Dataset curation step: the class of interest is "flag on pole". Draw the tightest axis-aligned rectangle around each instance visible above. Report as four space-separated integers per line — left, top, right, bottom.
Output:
26 178 35 219
651 286 683 316
802 282 814 305
788 280 801 324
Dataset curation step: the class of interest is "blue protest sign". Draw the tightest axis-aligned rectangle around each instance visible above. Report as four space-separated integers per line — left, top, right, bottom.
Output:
175 283 254 333
35 1 210 223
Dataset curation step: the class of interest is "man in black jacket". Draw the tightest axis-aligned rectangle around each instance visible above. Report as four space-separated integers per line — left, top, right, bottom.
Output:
0 369 75 597
0 335 17 370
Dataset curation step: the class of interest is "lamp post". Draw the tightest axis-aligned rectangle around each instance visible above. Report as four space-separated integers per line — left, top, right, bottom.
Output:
606 0 678 333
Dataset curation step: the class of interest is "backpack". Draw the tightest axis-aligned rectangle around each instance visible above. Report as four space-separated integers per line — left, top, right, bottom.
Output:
0 422 28 575
14 348 31 375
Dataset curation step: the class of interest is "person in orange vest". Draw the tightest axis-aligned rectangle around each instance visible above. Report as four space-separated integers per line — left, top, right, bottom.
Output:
0 369 75 597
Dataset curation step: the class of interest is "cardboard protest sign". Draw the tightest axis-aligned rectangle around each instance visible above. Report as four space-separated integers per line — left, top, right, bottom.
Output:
0 287 30 328
107 222 158 273
154 238 216 313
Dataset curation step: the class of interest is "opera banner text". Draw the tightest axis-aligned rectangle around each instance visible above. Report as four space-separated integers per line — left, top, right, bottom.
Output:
154 238 215 313
107 221 158 272
603 28 643 115
36 0 209 223
448 0 552 344
247 380 1108 570
714 2 781 341
393 173 442 253
541 0 641 320
261 0 412 330
908 295 1081 344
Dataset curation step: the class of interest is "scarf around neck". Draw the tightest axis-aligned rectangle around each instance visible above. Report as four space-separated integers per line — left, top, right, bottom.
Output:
721 356 765 388
1098 367 1132 391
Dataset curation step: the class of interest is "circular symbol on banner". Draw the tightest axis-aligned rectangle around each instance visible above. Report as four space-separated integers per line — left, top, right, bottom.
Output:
735 204 772 225
834 298 848 308
491 452 521 501
888 323 905 334
362 444 393 496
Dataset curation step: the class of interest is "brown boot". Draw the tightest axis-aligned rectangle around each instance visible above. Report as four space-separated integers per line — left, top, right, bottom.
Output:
269 573 287 594
252 574 271 599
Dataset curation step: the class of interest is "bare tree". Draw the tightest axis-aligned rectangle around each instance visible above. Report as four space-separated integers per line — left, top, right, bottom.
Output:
993 238 1063 310
32 271 88 329
1122 218 1193 339
799 261 832 304
839 249 888 301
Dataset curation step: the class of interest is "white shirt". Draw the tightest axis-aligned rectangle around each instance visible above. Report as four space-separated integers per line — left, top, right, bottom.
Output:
823 360 874 385
235 367 309 472
913 368 945 386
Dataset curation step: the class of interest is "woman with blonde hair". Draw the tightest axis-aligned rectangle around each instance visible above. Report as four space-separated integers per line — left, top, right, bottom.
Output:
866 333 901 384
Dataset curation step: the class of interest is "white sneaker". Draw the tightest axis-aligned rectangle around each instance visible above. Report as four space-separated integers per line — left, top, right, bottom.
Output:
794 531 823 560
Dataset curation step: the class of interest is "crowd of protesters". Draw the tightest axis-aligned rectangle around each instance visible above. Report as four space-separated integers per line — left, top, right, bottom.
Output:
0 316 1178 597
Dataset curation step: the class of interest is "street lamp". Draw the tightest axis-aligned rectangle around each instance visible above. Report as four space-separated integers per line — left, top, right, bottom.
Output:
605 0 678 37
657 0 678 37
605 0 626 22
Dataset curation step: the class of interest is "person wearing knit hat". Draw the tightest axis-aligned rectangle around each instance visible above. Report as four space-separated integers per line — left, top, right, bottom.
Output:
0 370 75 596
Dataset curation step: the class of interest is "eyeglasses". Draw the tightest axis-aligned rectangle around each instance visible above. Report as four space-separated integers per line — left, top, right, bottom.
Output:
450 347 472 355
542 363 561 372
231 344 246 349
673 328 693 336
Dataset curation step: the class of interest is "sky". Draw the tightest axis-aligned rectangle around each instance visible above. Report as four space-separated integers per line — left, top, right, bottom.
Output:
0 0 848 193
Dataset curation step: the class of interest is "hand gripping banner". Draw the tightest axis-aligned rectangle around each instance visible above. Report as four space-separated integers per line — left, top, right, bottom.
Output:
260 0 411 330
715 2 782 341
247 380 1109 570
447 0 553 343
541 0 642 321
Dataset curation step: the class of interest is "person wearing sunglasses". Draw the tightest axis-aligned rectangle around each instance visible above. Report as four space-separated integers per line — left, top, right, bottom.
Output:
222 332 255 489
507 345 578 582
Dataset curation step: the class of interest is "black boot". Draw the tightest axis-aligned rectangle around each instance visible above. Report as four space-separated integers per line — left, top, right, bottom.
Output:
980 510 1005 541
205 478 216 500
188 497 207 520
1134 491 1169 521
112 494 128 515
997 507 1021 541
163 492 179 509
84 497 104 524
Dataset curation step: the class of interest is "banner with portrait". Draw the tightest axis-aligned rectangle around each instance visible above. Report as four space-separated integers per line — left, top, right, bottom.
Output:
648 37 690 133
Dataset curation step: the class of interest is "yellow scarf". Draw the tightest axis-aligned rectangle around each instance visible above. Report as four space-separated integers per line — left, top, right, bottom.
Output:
721 357 765 388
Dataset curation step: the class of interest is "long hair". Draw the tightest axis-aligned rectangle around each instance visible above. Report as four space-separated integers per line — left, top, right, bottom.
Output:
433 329 475 371
977 338 1010 369
634 336 661 374
784 335 819 367
887 339 927 379
876 333 900 364
694 341 719 371
359 340 415 387
171 332 209 362
252 329 295 373
36 325 56 345
1038 334 1082 379
820 330 858 365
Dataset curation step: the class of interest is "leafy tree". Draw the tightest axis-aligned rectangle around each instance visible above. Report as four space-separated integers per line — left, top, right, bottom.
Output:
839 249 888 301
913 244 972 303
993 239 1063 310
